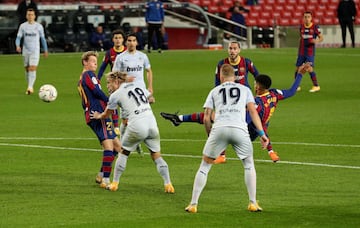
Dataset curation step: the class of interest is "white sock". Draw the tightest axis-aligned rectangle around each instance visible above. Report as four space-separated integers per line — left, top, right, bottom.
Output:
119 122 126 140
28 71 36 89
242 156 257 204
112 154 128 182
154 157 171 185
190 160 212 205
178 115 183 121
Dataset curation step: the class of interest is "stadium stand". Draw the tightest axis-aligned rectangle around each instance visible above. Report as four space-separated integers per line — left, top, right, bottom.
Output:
179 0 360 27
0 0 358 52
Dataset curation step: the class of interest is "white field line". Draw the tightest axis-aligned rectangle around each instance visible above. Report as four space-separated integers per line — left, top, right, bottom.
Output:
0 140 359 170
0 137 360 148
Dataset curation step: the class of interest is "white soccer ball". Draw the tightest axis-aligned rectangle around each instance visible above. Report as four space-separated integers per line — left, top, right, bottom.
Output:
38 84 57 102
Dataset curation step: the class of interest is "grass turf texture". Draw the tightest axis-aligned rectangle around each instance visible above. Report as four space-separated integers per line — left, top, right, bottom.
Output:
0 48 359 227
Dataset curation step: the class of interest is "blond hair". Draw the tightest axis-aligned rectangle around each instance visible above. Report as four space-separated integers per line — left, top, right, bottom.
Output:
220 64 235 78
81 51 98 66
106 71 127 82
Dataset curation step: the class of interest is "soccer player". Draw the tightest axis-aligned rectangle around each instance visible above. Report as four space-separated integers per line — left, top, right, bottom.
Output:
161 63 313 163
161 41 258 126
97 29 127 80
185 64 269 214
246 62 313 161
161 41 258 163
112 33 153 94
15 8 48 95
77 51 121 188
112 33 154 155
295 11 323 93
90 71 175 193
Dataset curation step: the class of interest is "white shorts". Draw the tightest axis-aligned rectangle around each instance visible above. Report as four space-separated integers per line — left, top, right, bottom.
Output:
23 52 40 67
121 116 161 152
203 126 253 160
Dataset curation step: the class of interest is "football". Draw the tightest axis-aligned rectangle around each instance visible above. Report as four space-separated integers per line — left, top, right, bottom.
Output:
38 84 58 102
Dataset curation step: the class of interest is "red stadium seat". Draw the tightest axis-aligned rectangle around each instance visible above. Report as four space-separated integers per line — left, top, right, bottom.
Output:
201 0 211 7
321 18 337 25
189 0 201 5
290 18 301 26
249 11 260 18
278 18 291 26
293 11 303 19
272 11 281 19
296 5 306 12
223 0 233 6
258 18 274 27
246 18 258 27
284 5 295 12
317 5 327 11
282 11 292 18
262 5 274 12
219 5 230 13
251 5 262 11
308 0 318 4
276 0 287 5
262 11 272 19
305 5 317 12
327 4 338 11
286 0 297 4
314 11 325 18
207 5 219 13
264 0 276 4
274 5 284 11
325 11 336 17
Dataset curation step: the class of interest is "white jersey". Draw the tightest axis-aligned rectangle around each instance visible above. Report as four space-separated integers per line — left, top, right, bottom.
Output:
107 82 153 124
112 50 151 89
203 81 255 131
16 21 45 55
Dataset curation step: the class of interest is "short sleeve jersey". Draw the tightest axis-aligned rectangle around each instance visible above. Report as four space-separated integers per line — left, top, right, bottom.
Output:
17 21 45 55
107 82 153 125
203 81 255 130
112 50 151 89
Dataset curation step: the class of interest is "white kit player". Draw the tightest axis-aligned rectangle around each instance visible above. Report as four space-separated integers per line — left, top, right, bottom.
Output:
112 33 153 155
90 71 174 193
15 8 48 95
185 64 269 214
112 33 153 95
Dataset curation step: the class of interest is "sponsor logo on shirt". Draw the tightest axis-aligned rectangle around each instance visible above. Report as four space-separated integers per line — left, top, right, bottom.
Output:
126 65 143 72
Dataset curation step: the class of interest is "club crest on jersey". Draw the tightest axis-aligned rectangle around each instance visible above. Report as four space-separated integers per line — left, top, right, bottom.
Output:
92 77 99 84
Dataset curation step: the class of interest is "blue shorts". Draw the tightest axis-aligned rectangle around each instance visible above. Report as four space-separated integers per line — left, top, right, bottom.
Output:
88 118 116 143
295 55 315 67
248 122 258 142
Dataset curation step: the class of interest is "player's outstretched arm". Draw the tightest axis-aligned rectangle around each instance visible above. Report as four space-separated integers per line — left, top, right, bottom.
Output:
282 62 313 98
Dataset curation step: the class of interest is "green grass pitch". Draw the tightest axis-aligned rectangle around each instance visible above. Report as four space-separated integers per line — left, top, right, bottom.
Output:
0 48 359 227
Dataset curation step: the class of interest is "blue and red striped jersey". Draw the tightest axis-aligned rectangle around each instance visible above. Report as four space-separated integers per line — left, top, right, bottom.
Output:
78 70 109 124
215 57 259 88
298 23 321 57
253 73 302 129
98 46 127 80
